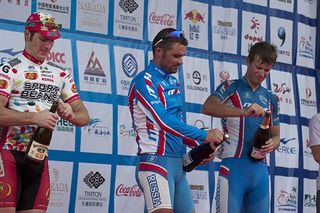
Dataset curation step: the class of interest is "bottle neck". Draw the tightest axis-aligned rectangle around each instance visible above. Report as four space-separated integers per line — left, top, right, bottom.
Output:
260 116 270 129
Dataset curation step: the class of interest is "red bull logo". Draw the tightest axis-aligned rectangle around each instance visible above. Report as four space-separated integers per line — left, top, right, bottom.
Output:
184 9 205 24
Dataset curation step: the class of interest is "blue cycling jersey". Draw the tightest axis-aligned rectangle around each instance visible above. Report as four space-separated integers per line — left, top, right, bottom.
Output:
128 61 207 157
213 78 280 159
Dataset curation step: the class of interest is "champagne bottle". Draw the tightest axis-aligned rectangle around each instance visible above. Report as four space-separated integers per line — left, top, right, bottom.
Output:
183 133 229 172
25 100 59 164
250 110 271 160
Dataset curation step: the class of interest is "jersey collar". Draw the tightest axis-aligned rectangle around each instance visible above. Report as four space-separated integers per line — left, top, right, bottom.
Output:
149 61 170 79
23 50 44 65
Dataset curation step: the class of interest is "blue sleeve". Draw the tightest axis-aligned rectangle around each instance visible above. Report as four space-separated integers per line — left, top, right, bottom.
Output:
133 72 206 146
213 80 237 103
270 92 280 126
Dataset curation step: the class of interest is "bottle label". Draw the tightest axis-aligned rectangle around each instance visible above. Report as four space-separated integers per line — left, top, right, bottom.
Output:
251 147 266 160
27 141 48 161
0 154 4 177
183 152 193 167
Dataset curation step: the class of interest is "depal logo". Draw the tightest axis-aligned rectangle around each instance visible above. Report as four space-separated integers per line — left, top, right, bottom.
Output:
83 171 105 189
244 17 263 47
119 0 138 13
122 53 138 78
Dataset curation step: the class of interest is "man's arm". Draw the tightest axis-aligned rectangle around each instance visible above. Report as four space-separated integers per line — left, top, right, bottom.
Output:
0 96 58 130
57 99 89 127
311 145 320 164
202 96 264 117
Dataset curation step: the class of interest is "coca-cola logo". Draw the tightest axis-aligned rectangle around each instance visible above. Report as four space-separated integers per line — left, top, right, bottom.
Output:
116 184 143 197
149 12 174 26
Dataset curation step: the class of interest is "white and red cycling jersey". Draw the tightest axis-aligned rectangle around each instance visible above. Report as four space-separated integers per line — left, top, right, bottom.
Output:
0 50 80 152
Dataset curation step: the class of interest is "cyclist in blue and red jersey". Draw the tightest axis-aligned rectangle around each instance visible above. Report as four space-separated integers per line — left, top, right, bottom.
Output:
128 28 225 213
0 12 89 213
202 41 280 213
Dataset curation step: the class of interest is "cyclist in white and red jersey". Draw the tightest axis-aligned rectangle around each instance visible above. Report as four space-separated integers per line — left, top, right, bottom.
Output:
0 12 89 213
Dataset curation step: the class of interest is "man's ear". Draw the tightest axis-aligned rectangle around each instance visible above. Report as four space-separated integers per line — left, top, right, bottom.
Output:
154 47 163 59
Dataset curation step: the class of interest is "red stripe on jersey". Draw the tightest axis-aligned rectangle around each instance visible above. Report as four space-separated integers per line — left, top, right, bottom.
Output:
139 162 167 178
230 91 244 157
157 84 166 108
219 165 229 178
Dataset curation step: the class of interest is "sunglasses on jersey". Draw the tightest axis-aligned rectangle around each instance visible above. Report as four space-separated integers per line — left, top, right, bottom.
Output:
154 30 185 47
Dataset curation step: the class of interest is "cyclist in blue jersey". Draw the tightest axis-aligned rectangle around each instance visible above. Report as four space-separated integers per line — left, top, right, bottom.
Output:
202 41 280 213
128 28 225 213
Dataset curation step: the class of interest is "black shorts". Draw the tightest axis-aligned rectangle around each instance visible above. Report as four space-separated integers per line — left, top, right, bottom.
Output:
0 149 50 210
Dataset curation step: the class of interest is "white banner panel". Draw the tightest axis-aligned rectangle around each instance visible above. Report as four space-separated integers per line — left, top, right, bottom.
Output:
182 56 210 104
0 30 24 64
274 176 298 212
303 178 317 213
187 170 210 213
0 1 31 22
117 105 138 156
297 0 317 19
296 23 316 69
212 6 238 54
270 0 294 13
213 60 239 90
37 0 71 29
114 165 144 213
241 11 266 56
47 38 74 76
302 125 318 171
114 46 144 96
77 41 111 94
182 0 208 50
297 74 317 118
275 123 299 169
270 69 296 116
211 171 219 213
147 0 177 42
114 0 144 40
243 0 267 7
270 17 293 65
50 117 75 151
75 163 111 213
47 161 73 213
76 0 109 34
81 102 113 154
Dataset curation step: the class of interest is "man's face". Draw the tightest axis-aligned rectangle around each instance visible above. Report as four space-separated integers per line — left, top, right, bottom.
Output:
158 43 187 74
25 31 54 61
246 59 273 85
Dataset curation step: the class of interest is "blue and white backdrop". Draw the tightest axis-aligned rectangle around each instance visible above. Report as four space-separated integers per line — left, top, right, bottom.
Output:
0 0 319 212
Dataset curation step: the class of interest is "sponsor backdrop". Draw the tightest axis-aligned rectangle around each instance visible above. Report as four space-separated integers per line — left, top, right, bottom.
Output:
0 0 319 212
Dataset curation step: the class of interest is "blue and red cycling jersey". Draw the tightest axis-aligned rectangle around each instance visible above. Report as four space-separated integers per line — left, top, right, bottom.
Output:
213 78 280 159
128 61 207 157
